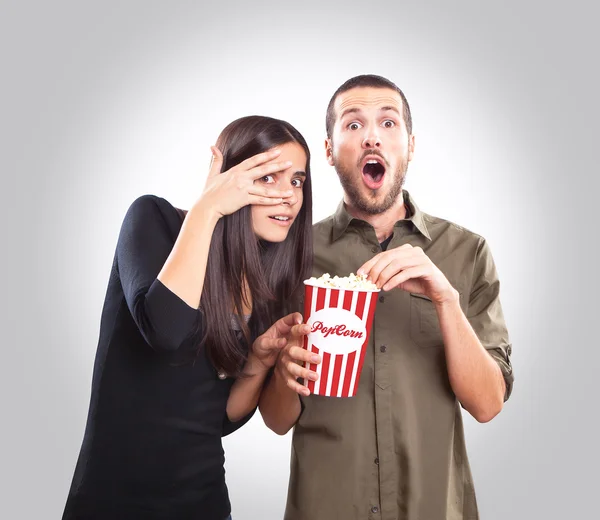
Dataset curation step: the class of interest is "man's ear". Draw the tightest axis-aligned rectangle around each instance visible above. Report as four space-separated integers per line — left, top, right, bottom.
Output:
325 138 334 166
408 134 416 163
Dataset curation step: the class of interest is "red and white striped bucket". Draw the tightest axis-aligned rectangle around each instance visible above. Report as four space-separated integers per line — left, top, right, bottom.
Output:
302 281 379 397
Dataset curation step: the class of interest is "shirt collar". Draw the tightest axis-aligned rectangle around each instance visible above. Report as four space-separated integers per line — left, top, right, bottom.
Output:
331 190 431 242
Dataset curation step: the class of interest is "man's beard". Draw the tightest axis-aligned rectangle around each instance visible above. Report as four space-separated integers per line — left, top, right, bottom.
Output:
334 154 408 215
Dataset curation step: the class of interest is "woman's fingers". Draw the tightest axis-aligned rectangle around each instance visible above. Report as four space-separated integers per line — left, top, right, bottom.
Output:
247 195 286 206
285 358 318 382
259 336 286 351
288 345 319 364
232 148 282 173
286 377 311 397
248 185 293 200
246 159 293 181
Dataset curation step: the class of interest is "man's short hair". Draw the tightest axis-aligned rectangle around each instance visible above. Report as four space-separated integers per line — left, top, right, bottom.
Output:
326 74 413 139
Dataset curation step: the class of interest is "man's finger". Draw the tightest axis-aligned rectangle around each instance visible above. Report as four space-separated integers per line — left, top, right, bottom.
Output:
374 256 424 288
358 244 416 279
363 257 392 287
357 251 384 277
382 266 427 291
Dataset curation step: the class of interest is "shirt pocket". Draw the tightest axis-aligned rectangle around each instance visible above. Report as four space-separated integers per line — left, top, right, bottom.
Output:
409 293 443 348
409 289 465 348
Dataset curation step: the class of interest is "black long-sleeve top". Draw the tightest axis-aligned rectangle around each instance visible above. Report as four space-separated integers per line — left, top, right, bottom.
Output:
63 195 252 520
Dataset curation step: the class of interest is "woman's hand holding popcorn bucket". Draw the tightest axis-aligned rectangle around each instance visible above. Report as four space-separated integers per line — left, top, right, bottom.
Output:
275 319 320 397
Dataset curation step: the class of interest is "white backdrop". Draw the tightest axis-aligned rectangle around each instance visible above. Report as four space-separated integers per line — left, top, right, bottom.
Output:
1 1 598 518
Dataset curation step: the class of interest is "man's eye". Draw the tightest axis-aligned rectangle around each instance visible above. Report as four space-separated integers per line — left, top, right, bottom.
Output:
348 122 361 130
383 120 395 128
261 175 275 183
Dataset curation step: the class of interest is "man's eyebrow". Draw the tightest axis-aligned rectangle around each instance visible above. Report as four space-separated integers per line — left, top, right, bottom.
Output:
380 106 401 115
339 106 401 118
339 107 362 119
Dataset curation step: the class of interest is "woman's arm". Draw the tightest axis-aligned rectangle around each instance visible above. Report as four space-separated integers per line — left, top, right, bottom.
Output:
259 321 319 435
227 313 308 423
156 199 219 309
226 354 271 423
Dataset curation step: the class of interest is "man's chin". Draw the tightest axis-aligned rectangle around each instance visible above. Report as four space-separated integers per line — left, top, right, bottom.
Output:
355 188 392 212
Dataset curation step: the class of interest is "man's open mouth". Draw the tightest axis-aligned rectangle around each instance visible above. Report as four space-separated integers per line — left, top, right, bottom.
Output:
361 157 386 188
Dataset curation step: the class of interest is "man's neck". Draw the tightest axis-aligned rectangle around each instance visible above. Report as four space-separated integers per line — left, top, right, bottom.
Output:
344 194 407 243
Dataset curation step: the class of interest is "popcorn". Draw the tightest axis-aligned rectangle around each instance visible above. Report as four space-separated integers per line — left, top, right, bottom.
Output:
302 272 380 397
305 272 379 291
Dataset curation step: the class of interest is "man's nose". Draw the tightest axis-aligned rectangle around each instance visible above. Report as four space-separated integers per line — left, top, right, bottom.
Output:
362 126 382 149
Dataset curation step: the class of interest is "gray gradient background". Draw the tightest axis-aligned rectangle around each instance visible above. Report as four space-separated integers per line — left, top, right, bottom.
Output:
1 0 598 518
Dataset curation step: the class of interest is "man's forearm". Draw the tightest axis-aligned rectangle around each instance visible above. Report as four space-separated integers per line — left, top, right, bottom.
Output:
436 289 506 422
259 369 301 435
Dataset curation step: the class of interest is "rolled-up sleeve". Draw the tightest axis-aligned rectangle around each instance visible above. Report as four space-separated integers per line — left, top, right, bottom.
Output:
467 238 514 401
116 195 202 352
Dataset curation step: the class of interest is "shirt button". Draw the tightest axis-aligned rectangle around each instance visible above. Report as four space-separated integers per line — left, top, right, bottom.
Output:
371 506 379 513
374 457 379 465
380 345 387 353
371 246 379 253
379 295 385 303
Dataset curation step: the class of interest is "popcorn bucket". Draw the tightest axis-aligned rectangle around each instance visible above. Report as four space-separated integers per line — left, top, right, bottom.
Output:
302 279 380 397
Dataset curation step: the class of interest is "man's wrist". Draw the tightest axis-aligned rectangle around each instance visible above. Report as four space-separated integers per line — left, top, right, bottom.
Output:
433 286 460 308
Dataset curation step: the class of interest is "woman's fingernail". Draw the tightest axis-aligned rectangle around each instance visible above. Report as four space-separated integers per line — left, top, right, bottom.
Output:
311 355 320 363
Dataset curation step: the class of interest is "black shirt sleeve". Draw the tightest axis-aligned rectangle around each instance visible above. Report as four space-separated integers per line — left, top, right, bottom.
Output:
116 195 202 352
222 407 257 437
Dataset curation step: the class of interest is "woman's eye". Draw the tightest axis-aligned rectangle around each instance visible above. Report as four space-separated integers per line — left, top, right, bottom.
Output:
291 178 304 188
261 175 275 183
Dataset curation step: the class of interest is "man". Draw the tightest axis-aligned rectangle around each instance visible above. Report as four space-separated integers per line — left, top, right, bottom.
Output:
259 75 514 520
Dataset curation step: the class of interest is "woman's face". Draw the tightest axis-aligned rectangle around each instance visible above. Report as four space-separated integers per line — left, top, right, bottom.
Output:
251 141 307 242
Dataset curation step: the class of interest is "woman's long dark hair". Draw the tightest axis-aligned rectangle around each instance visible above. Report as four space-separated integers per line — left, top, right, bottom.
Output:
200 116 313 376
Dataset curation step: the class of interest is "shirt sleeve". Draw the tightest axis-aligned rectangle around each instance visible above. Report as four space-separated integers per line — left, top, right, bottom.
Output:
467 237 514 401
116 195 202 352
222 407 257 437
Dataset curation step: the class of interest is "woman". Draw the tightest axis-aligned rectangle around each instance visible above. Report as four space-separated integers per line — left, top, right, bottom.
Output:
62 116 313 520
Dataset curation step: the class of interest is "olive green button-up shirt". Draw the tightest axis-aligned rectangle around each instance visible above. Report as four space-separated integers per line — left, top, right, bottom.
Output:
284 191 513 520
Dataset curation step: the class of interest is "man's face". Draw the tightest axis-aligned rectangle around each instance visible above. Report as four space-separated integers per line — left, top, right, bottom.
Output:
326 87 415 215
